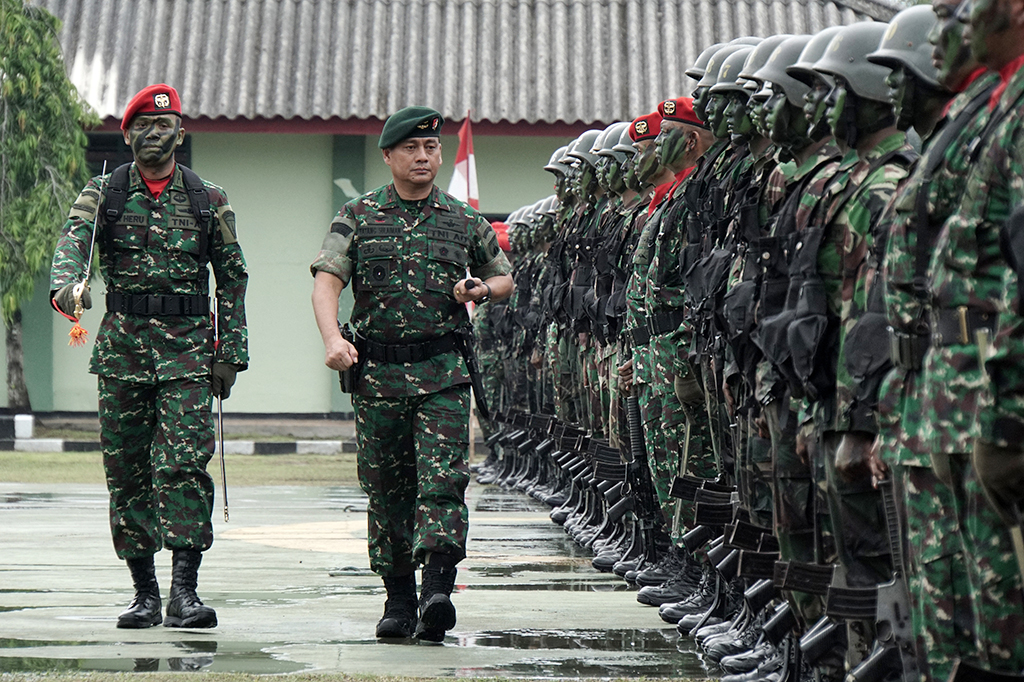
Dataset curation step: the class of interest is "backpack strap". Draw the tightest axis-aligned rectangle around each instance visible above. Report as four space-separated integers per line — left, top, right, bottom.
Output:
179 164 213 268
102 163 132 265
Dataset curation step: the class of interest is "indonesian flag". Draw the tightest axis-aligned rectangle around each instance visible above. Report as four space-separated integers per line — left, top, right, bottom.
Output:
447 112 479 209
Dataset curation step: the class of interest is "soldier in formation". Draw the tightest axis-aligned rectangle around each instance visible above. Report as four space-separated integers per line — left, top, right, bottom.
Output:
473 4 1024 679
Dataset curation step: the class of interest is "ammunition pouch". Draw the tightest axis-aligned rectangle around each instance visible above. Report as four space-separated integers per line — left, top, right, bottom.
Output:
888 328 929 372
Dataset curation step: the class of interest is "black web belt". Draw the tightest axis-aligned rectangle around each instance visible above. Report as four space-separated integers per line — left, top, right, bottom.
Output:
931 306 998 347
106 292 210 317
359 331 460 364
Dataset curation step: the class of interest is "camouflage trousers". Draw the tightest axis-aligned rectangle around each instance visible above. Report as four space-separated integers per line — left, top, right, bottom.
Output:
665 367 718 531
353 386 471 577
893 460 973 682
98 376 215 560
765 398 822 628
954 457 1024 672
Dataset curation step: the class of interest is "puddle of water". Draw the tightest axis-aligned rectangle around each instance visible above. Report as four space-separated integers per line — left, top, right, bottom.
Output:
0 638 308 675
465 582 630 592
449 628 708 678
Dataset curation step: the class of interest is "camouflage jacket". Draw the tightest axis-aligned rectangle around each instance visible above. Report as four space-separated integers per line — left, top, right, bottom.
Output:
945 59 1024 445
50 163 248 383
310 183 511 398
879 72 998 463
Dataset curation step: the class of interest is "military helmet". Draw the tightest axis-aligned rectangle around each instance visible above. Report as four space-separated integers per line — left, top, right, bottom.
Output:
696 44 751 89
686 43 726 80
739 34 794 82
538 194 559 217
866 5 942 90
698 46 754 89
755 35 814 104
710 48 758 95
812 22 893 102
612 124 636 156
595 121 630 162
543 145 569 174
566 129 603 167
786 25 844 87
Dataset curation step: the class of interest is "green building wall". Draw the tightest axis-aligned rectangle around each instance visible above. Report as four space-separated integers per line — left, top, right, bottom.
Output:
3 130 569 414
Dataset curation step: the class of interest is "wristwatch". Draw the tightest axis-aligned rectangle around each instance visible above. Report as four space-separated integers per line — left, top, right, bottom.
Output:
477 281 492 304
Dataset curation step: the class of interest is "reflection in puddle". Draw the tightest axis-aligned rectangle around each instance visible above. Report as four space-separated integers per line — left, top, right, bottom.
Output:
450 628 707 678
0 639 307 675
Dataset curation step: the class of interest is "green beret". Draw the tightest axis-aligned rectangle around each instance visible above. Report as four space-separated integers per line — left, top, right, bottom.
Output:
378 106 444 149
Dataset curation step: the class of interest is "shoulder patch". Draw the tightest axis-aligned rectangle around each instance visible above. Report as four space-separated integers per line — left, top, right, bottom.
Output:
217 206 238 244
331 216 356 237
68 186 100 222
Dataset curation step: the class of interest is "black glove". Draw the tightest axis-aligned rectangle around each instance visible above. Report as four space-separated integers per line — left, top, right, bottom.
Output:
211 362 240 400
52 283 91 317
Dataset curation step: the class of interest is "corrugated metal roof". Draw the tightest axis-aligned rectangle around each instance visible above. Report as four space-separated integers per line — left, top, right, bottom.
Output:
33 0 899 127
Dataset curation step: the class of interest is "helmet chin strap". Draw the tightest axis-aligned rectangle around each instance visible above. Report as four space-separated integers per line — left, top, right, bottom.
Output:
845 91 897 147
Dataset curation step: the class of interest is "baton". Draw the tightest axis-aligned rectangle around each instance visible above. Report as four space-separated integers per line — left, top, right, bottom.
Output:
213 296 228 522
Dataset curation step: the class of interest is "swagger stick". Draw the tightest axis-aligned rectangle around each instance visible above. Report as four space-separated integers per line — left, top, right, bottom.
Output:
66 161 107 346
213 296 228 522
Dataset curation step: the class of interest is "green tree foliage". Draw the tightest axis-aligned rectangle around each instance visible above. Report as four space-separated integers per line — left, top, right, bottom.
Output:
0 0 95 324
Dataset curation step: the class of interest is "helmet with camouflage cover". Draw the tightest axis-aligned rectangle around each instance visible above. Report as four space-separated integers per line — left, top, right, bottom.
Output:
755 35 814 104
866 5 942 90
786 26 844 87
812 22 893 103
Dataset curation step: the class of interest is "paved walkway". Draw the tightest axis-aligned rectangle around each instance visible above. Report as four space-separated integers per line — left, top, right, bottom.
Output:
0 481 712 678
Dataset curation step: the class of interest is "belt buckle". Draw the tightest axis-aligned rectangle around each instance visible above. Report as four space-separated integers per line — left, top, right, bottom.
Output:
958 306 970 345
392 345 413 364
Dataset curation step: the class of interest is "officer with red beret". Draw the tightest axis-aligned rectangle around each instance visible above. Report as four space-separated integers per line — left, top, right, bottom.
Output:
50 84 248 630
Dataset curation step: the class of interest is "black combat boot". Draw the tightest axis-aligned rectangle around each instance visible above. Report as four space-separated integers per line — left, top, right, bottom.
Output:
414 553 458 643
375 573 418 639
117 555 162 628
164 549 217 628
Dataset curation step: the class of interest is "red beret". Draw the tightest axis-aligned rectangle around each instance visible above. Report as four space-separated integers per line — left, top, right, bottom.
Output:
659 97 705 128
629 111 662 142
491 221 511 252
121 84 182 131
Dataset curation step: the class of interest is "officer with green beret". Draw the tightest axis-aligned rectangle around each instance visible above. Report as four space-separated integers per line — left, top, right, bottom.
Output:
310 105 513 643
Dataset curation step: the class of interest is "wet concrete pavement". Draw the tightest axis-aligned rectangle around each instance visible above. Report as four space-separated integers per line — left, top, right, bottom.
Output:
0 482 712 678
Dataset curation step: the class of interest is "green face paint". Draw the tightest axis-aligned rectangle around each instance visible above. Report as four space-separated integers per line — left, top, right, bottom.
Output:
970 0 1010 64
634 142 662 184
725 94 754 137
707 95 731 139
127 115 181 167
825 82 849 140
693 86 711 120
886 67 911 129
655 125 689 168
931 0 975 87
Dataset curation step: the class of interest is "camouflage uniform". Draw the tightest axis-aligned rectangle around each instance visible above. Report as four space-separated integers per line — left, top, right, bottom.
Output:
310 183 511 577
925 59 1024 671
879 70 997 680
50 163 248 559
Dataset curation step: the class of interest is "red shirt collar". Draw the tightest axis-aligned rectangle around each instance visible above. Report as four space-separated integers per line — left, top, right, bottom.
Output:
989 54 1024 110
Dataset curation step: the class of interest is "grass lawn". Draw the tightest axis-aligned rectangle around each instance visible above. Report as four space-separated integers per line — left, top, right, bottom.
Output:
0 450 359 486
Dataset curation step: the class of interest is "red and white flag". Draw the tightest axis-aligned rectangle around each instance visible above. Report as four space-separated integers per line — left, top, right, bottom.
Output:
447 112 479 209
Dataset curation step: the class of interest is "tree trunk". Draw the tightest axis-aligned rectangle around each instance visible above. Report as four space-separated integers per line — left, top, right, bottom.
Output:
6 308 31 412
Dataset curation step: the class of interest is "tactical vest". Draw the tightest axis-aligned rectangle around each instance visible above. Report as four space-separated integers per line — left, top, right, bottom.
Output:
102 162 213 273
786 148 918 403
